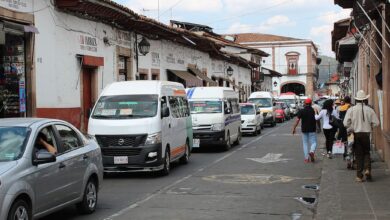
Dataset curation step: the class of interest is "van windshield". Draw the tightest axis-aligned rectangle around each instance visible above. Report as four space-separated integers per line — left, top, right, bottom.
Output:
0 127 29 162
249 98 272 107
189 101 222 114
92 95 158 119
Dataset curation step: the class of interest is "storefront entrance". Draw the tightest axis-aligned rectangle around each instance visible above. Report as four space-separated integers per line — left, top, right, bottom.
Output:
0 23 27 118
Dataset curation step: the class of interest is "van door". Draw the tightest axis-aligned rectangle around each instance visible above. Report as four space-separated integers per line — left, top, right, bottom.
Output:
161 96 171 157
168 96 185 160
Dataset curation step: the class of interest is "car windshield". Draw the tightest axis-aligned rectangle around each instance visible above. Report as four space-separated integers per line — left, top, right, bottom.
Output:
275 103 283 109
249 98 272 107
279 99 295 105
190 101 222 114
240 105 255 115
92 95 158 119
0 127 30 162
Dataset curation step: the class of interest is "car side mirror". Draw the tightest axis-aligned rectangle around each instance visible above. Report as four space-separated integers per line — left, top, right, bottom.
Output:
33 151 56 166
161 106 170 118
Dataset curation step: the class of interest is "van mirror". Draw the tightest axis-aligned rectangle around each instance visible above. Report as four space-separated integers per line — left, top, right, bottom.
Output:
161 106 170 118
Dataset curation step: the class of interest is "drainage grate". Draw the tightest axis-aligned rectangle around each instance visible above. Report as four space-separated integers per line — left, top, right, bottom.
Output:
294 197 317 206
302 184 320 191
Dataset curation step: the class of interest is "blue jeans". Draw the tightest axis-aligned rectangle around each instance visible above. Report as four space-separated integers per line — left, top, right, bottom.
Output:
302 132 317 159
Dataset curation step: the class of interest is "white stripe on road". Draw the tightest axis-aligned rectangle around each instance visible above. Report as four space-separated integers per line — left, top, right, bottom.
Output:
103 122 290 220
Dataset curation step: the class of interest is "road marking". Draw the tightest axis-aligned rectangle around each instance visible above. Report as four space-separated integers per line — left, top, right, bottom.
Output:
203 174 312 185
103 123 290 220
247 153 291 164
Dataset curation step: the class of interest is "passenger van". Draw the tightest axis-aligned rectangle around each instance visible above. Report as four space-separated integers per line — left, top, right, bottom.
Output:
88 81 193 175
186 87 241 151
278 92 299 115
248 91 276 126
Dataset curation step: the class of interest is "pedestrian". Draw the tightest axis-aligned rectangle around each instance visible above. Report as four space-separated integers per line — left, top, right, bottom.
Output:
292 98 317 163
312 100 322 133
343 90 379 182
315 99 339 159
338 96 352 164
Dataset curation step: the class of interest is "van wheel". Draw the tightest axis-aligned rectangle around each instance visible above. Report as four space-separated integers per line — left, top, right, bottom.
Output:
234 129 241 145
160 149 170 176
257 125 262 135
7 199 32 220
76 178 98 214
223 132 231 151
179 141 190 164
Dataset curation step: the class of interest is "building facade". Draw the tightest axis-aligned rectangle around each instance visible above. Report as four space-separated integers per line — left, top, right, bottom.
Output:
229 33 320 97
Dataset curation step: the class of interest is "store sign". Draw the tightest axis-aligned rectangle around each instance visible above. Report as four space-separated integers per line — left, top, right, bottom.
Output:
116 30 131 47
19 80 25 113
166 53 175 64
152 52 160 66
0 0 32 13
79 35 97 52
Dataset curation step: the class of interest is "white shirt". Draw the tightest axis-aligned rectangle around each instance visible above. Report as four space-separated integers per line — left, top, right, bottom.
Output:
343 103 379 133
315 109 339 129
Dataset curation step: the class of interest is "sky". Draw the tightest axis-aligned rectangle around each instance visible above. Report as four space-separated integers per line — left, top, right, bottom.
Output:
113 0 351 57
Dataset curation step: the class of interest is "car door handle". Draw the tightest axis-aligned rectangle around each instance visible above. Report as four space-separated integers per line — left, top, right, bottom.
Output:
59 163 66 169
83 154 89 160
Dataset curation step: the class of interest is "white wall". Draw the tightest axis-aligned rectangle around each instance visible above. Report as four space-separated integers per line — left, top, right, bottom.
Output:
34 0 132 108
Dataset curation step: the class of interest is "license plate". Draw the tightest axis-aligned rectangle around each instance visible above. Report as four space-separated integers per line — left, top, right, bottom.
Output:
114 156 128 164
193 139 200 148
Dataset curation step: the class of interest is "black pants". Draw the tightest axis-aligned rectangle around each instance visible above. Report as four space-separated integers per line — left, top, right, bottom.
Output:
354 132 371 178
323 128 336 153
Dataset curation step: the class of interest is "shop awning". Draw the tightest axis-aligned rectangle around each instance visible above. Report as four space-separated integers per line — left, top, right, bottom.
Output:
188 67 218 86
168 69 203 87
78 55 104 67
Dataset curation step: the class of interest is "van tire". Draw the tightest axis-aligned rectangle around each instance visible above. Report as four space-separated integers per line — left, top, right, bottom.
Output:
7 199 31 220
223 132 231 151
159 149 170 176
179 141 190 164
257 125 262 135
234 129 241 146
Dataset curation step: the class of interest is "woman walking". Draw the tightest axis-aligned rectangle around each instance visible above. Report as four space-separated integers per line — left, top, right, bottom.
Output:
315 99 339 158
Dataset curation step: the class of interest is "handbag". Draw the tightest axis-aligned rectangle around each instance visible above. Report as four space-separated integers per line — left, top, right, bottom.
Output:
332 140 345 154
329 115 342 128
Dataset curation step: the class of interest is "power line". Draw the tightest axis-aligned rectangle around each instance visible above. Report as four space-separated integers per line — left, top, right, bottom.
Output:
159 0 186 18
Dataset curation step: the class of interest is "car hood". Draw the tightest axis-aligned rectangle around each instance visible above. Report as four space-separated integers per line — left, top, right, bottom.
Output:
275 109 284 114
241 115 255 121
0 161 17 175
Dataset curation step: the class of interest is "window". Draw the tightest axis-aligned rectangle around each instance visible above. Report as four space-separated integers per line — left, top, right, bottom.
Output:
168 96 190 118
55 125 83 152
152 74 159 80
118 56 127 81
229 99 240 114
139 73 148 80
34 126 58 154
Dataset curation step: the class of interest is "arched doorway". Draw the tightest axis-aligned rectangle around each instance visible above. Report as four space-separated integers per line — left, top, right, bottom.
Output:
281 82 305 96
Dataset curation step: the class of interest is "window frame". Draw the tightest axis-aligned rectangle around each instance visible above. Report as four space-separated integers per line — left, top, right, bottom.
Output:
53 123 84 154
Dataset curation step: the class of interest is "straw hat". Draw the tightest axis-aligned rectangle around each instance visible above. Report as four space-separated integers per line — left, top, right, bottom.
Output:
355 90 370 100
334 99 341 105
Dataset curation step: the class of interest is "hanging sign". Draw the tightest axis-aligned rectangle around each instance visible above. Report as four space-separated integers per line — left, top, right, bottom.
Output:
19 80 26 113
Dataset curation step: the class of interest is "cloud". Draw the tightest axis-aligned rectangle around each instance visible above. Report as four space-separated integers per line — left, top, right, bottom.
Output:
222 15 295 33
318 10 352 23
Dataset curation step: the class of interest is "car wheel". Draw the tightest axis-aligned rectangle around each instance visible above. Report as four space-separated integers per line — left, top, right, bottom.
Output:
253 126 258 136
258 125 262 134
160 149 170 176
76 178 98 214
234 129 241 146
224 132 231 151
7 199 31 220
179 141 190 164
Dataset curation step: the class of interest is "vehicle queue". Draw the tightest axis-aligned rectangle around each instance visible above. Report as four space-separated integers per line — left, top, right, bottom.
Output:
0 80 303 220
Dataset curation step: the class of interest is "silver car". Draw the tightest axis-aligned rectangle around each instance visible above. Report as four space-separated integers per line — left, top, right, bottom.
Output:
0 118 103 220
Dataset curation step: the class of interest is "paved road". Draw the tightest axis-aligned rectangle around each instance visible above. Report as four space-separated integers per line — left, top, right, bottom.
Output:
41 120 323 220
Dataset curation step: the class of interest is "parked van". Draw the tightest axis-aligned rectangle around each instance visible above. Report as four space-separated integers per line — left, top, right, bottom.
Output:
186 87 241 151
88 81 193 175
278 92 299 116
248 91 276 126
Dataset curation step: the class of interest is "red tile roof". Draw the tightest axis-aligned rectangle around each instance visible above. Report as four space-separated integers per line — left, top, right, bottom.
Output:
229 33 303 43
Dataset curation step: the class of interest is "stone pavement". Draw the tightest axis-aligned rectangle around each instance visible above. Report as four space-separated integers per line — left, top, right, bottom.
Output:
316 147 390 220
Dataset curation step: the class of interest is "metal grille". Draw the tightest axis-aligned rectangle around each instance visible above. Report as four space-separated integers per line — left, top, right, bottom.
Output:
101 148 142 156
96 135 147 148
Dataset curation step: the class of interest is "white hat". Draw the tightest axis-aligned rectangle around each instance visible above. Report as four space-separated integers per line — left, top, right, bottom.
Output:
355 90 370 100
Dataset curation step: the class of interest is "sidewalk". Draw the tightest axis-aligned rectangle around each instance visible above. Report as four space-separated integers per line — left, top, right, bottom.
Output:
316 148 390 220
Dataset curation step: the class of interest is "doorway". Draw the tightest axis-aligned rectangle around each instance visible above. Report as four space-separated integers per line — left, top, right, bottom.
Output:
81 67 97 132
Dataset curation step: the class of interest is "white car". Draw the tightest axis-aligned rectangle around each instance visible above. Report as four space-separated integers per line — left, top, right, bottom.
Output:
240 103 263 135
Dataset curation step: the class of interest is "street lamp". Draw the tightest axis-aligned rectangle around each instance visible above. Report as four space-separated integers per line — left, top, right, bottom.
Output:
138 37 150 56
226 66 233 76
273 81 278 87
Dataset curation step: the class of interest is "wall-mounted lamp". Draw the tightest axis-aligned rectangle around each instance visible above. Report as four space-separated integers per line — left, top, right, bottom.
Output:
226 66 234 77
273 81 278 87
134 35 151 79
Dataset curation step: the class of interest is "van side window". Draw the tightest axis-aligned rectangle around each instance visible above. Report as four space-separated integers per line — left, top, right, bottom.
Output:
230 99 240 114
169 96 180 118
169 96 190 118
224 101 231 114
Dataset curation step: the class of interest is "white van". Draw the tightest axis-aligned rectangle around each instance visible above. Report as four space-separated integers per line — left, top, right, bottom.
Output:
248 91 276 126
278 92 299 116
240 103 264 135
186 87 241 151
88 81 193 175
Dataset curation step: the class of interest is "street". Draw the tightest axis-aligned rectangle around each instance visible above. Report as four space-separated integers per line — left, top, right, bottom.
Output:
41 120 322 220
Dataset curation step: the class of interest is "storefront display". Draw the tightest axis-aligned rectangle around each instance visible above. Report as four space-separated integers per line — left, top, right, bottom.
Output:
0 31 26 118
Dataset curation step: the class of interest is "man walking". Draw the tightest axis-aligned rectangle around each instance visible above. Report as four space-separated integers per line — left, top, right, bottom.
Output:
343 90 379 182
292 98 317 163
